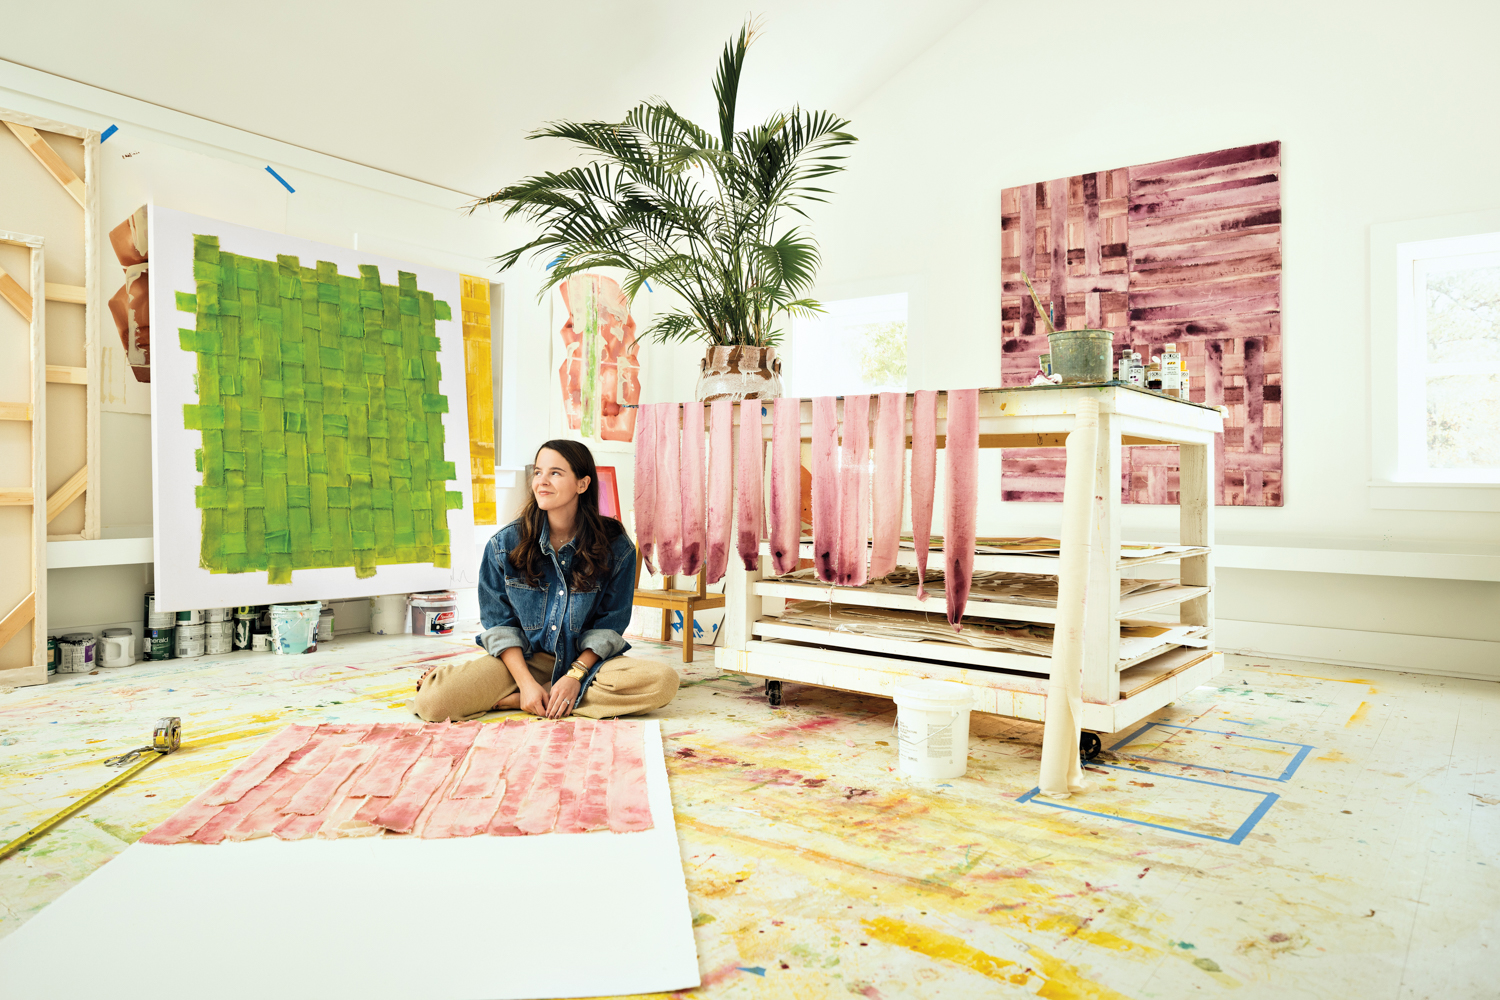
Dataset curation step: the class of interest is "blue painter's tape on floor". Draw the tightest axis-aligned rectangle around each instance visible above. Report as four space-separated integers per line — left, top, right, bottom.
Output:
1108 721 1314 782
1017 766 1280 845
100 124 118 143
265 166 296 193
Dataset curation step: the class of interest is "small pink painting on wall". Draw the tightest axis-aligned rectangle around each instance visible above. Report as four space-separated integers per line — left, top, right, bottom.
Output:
1000 141 1283 506
557 274 641 443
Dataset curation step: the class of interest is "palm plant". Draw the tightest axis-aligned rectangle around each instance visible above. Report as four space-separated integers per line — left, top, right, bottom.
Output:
471 21 856 347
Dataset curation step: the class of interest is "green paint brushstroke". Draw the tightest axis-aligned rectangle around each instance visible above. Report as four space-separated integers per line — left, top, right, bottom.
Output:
181 233 459 583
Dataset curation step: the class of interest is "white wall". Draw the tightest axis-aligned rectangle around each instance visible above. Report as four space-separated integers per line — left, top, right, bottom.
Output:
793 1 1500 669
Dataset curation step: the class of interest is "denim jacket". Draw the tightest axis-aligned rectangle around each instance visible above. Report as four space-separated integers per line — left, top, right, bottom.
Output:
476 518 637 701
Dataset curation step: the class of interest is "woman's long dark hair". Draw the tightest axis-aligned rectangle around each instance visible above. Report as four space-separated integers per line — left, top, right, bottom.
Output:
509 439 625 592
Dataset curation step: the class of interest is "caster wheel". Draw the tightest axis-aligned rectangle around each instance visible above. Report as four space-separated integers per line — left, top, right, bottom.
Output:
1080 732 1102 761
765 680 783 707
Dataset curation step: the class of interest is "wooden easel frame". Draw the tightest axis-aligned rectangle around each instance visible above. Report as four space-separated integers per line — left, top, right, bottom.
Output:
0 227 48 686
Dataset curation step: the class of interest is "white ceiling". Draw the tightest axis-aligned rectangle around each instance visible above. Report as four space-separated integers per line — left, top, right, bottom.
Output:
1 0 985 196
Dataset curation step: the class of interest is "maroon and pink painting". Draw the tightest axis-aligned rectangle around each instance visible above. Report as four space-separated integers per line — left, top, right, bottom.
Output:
1000 141 1283 506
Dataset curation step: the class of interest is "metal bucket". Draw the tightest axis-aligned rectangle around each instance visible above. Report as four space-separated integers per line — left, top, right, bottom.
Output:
1046 329 1114 384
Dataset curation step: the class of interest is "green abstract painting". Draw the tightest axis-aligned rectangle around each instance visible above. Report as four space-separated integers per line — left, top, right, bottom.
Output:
178 234 461 584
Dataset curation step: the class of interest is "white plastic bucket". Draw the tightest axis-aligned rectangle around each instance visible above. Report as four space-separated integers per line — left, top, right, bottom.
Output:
270 603 320 655
100 628 136 667
369 594 407 634
409 591 457 637
893 679 973 780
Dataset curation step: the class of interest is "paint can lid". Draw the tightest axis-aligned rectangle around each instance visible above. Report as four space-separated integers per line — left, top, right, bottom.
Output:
102 628 133 637
61 632 96 642
409 590 456 605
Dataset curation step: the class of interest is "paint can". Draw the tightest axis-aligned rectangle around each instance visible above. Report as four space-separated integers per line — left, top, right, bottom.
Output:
316 608 335 643
144 593 175 630
100 628 136 668
893 679 972 780
252 631 272 652
233 612 257 650
409 591 457 637
47 635 57 675
205 607 234 623
175 608 205 626
56 633 97 673
369 594 408 634
205 620 234 655
143 627 175 660
175 623 206 659
270 603 320 655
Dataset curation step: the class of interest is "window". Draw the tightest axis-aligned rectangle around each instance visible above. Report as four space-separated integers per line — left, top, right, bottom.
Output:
785 293 908 397
1370 211 1500 511
1396 233 1500 483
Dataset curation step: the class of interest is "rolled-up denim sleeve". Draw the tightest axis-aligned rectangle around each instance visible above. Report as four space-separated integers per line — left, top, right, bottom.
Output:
477 535 526 658
578 537 637 662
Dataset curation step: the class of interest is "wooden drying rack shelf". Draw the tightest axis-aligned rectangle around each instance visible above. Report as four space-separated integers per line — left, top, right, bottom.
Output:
715 383 1226 735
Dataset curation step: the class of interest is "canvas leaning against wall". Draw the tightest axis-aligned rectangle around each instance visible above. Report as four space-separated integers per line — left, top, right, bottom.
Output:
1000 141 1283 506
148 207 477 611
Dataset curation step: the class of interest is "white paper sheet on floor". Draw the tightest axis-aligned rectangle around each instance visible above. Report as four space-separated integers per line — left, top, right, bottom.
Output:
0 722 699 1000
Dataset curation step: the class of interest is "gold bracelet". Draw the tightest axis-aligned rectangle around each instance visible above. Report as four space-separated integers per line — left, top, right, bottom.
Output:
566 662 589 682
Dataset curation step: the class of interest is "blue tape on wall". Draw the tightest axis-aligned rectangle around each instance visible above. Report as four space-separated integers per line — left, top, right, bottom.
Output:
265 166 296 193
100 125 118 143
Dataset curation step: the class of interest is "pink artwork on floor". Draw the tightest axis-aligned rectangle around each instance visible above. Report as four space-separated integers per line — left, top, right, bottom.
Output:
1000 141 1282 506
140 719 653 845
557 274 641 442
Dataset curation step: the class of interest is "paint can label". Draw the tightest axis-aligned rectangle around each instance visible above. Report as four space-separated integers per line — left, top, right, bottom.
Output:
252 633 272 652
233 617 253 649
415 608 455 636
205 631 233 654
144 628 175 660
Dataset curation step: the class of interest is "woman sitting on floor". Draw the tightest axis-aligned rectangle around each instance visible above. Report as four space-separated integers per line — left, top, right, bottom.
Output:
415 439 679 722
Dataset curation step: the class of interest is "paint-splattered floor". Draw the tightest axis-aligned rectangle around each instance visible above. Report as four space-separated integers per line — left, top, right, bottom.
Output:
2 633 1496 999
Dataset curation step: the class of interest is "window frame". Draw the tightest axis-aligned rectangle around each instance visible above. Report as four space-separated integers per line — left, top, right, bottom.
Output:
1369 210 1500 511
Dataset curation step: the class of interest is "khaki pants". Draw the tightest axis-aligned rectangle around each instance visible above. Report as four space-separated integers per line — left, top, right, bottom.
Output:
413 649 680 723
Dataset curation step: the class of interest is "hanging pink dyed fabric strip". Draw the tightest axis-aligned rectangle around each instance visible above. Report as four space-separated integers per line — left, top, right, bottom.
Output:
869 392 906 580
679 401 706 577
909 390 938 601
943 389 980 631
633 401 657 574
810 396 841 584
704 399 735 584
735 399 765 571
655 403 684 577
768 397 802 577
837 394 871 586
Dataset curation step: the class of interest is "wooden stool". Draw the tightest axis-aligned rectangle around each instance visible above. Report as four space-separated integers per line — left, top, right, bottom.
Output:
632 550 725 664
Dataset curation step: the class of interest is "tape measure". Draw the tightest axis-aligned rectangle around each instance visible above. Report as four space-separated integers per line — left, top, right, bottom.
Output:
0 717 183 863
